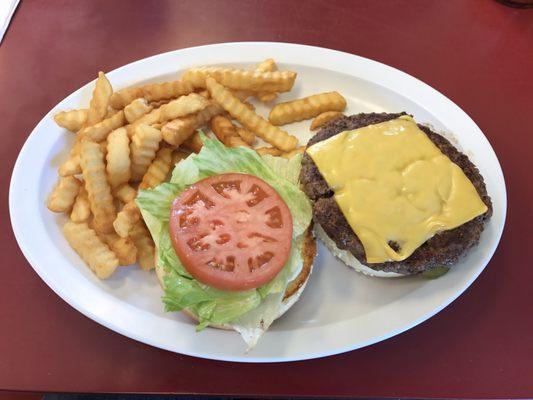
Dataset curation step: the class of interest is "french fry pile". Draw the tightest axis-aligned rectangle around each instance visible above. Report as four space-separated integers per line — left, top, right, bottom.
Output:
48 59 347 279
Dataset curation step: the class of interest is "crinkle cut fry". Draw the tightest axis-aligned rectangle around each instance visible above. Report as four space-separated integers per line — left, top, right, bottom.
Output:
206 77 298 151
182 67 296 92
63 222 118 279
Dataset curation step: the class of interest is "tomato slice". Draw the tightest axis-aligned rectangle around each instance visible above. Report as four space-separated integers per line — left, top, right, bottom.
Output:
169 173 293 291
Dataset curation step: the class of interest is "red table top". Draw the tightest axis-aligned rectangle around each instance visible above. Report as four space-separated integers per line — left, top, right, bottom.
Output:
1 0 532 398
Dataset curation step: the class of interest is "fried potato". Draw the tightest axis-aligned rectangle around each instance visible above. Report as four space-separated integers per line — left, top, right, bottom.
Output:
161 102 223 146
210 115 236 145
197 90 210 99
82 110 126 142
130 124 163 181
113 200 141 237
268 92 346 126
87 71 113 126
148 99 171 108
182 67 297 92
282 146 306 159
206 77 298 151
257 92 277 103
100 232 137 266
310 111 343 130
106 127 131 188
99 139 108 158
255 58 278 103
236 127 255 145
226 135 250 148
80 140 116 234
255 147 283 156
126 108 161 138
139 147 173 190
129 221 155 271
113 201 141 238
243 101 255 111
47 176 82 212
182 130 204 153
112 183 137 204
58 143 82 177
63 222 118 279
105 107 120 118
110 80 194 109
54 109 88 132
158 93 210 122
70 185 91 222
124 98 153 123
143 80 195 102
210 116 251 148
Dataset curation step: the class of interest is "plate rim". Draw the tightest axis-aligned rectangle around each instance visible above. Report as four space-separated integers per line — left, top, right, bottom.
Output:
9 41 507 362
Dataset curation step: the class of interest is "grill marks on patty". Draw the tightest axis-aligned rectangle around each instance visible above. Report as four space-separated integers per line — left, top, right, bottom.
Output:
299 113 493 274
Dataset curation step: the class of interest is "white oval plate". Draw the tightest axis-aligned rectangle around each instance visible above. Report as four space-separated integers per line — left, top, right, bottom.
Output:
9 42 506 362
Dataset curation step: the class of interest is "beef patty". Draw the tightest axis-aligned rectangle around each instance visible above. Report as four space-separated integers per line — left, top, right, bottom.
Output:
300 113 493 274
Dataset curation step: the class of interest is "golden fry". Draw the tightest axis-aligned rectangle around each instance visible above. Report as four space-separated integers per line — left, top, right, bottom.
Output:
80 140 116 234
197 90 210 99
139 147 173 190
256 58 276 72
63 222 118 279
255 58 278 103
182 130 204 153
158 93 210 122
112 183 137 204
109 87 143 110
226 136 250 148
148 99 171 108
70 185 91 222
130 124 162 181
268 91 346 126
243 101 255 111
257 92 277 103
236 127 255 145
182 67 297 92
161 102 223 146
206 77 298 151
126 108 161 138
105 107 119 118
110 80 194 109
129 221 155 271
100 232 137 266
310 111 343 130
282 146 306 159
124 98 153 123
106 127 131 188
87 71 113 126
83 110 126 142
210 115 237 145
54 109 88 132
47 176 82 212
113 201 141 238
209 116 251 148
58 144 82 177
255 147 283 156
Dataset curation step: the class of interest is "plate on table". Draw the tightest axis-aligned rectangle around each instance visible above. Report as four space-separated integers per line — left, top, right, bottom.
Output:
9 42 506 362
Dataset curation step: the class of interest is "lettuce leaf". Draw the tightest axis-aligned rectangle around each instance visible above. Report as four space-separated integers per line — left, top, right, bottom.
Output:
136 136 312 347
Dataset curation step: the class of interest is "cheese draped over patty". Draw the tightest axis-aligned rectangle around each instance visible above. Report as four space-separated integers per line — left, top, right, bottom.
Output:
306 116 488 263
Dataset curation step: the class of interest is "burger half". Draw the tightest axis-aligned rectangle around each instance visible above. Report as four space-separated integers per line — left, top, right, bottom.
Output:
300 113 492 277
137 135 315 348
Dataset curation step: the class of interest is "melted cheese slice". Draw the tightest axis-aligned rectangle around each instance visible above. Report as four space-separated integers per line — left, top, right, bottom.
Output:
306 117 488 263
